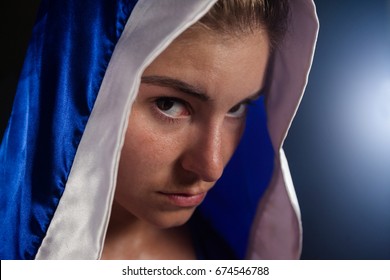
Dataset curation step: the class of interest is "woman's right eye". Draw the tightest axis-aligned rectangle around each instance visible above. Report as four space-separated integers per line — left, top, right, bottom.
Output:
154 97 190 119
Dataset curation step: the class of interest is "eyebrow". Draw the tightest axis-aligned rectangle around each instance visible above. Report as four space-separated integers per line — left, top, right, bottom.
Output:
141 75 264 104
141 75 210 101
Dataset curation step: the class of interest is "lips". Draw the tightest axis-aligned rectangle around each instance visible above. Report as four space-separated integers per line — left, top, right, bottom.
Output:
159 192 206 207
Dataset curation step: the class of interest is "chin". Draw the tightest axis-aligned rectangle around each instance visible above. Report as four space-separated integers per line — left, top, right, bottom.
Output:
146 209 195 229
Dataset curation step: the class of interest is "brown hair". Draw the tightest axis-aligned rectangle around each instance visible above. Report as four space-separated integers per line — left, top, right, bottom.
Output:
195 0 290 49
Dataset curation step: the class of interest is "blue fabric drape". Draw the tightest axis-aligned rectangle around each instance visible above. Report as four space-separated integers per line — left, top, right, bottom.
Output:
198 96 274 259
1 0 274 260
0 0 137 260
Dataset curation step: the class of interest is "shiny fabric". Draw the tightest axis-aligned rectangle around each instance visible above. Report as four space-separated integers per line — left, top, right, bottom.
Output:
199 96 274 259
34 0 219 260
0 0 137 259
1 0 318 260
247 0 319 259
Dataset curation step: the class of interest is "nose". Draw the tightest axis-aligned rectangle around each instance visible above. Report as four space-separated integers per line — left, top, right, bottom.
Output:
181 126 225 183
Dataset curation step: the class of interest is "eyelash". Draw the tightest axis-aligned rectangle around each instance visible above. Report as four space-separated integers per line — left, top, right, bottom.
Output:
151 96 255 124
151 97 191 124
227 100 254 119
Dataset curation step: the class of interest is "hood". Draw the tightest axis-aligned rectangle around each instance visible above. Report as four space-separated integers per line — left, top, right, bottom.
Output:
0 0 318 259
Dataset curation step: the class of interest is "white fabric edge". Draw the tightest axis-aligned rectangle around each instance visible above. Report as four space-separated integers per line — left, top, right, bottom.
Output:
280 148 302 253
278 0 320 257
34 0 319 260
35 0 217 260
247 0 319 259
276 0 320 255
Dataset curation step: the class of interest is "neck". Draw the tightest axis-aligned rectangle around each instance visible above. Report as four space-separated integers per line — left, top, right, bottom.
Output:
101 200 196 260
107 201 157 238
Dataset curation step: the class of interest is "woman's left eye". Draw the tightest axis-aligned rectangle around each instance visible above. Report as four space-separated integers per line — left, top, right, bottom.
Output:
154 97 190 118
227 103 248 118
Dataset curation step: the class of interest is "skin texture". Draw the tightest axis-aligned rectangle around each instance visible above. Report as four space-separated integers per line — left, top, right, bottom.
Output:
101 28 270 259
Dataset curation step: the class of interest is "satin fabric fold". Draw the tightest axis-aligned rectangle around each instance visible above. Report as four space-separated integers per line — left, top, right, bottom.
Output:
199 96 274 259
1 0 318 260
0 0 137 259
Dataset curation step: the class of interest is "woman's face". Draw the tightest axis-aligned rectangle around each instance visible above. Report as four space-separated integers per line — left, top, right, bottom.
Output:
114 29 270 228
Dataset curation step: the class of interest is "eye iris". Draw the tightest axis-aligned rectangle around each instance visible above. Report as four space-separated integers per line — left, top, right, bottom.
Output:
156 99 174 111
229 104 241 113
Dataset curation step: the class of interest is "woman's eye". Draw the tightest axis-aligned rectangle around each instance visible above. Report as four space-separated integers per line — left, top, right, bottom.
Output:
155 97 189 118
227 103 248 118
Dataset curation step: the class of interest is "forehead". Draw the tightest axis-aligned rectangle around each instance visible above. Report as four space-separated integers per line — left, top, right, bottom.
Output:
143 28 270 100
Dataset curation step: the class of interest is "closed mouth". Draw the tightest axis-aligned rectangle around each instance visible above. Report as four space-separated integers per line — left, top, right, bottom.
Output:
158 191 206 207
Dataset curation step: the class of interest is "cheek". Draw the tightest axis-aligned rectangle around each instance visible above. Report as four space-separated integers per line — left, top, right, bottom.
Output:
235 121 246 145
117 108 180 185
119 136 158 187
223 120 246 161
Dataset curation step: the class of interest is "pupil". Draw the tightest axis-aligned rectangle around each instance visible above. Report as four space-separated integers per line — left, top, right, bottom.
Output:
230 104 240 113
157 99 174 111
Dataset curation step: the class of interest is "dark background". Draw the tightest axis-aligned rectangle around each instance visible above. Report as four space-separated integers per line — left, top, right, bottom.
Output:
285 0 390 259
1 1 390 259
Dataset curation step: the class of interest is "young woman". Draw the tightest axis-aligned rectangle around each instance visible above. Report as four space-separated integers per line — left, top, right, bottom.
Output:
0 0 318 259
